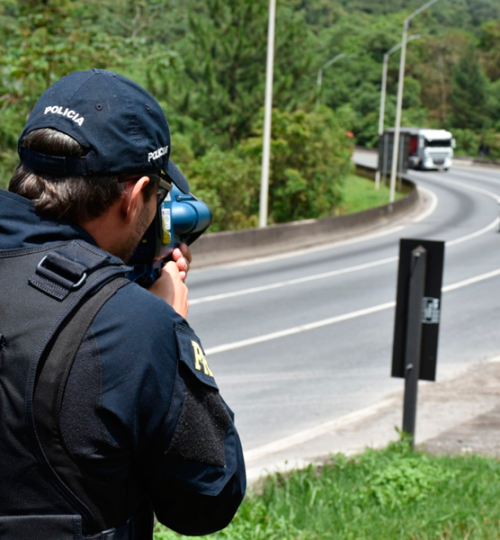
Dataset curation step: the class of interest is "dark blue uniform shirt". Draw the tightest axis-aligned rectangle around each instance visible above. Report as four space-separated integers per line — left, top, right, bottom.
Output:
0 189 246 536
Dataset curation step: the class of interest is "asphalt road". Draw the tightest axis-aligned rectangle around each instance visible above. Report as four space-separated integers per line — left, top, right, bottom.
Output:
186 151 500 474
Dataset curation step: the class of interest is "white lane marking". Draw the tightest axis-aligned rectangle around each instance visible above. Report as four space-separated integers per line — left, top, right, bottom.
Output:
190 214 497 307
235 171 499 463
205 267 500 356
246 352 500 463
412 186 438 223
190 257 398 305
447 217 500 246
244 398 395 463
442 267 500 292
211 225 405 270
191 187 438 306
191 179 499 305
217 370 325 384
426 175 500 203
205 302 395 355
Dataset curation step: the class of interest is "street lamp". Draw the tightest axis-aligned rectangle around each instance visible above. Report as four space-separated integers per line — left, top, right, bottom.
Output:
259 0 277 228
389 0 440 203
316 53 348 106
375 35 421 190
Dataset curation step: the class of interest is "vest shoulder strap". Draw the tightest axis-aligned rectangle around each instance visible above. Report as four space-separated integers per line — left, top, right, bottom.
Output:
34 276 133 535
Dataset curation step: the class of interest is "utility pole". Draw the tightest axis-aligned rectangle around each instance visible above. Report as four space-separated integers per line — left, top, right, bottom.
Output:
259 0 277 229
375 35 420 190
389 0 440 203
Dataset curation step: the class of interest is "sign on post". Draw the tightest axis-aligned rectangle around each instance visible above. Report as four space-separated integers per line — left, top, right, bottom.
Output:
392 239 445 382
378 130 410 176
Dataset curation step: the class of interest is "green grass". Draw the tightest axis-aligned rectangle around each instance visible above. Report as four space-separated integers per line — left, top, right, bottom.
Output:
338 174 404 215
155 439 500 539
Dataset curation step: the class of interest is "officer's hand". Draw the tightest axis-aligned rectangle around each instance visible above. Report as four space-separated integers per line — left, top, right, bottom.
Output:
148 261 189 318
172 243 192 281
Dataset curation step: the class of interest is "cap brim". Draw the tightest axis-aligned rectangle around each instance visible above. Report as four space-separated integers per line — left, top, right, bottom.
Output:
164 160 190 194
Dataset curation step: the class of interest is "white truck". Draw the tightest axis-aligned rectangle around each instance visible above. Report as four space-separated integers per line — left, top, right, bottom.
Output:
402 127 455 171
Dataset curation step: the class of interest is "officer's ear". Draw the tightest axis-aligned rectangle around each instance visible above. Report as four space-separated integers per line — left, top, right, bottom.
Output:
121 177 151 224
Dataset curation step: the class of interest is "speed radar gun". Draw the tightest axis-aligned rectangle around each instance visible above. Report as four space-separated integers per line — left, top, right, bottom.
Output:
128 185 212 287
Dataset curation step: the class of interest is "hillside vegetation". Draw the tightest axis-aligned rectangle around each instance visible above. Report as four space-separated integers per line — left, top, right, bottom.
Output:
1 0 499 229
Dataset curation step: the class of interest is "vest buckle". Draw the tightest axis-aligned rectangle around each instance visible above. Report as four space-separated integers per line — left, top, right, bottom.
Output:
29 250 90 300
37 255 88 290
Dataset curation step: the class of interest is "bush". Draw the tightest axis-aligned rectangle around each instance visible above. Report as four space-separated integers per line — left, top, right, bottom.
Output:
452 128 481 156
188 147 260 232
482 130 500 159
243 107 354 224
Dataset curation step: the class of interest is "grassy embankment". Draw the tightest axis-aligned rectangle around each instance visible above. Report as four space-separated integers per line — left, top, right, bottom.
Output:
154 439 500 539
338 174 404 215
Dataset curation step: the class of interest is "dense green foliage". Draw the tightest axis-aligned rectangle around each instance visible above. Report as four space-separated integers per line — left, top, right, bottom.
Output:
154 439 500 539
1 0 500 228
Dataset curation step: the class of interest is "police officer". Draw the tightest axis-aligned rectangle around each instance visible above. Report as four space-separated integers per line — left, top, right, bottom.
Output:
0 69 246 539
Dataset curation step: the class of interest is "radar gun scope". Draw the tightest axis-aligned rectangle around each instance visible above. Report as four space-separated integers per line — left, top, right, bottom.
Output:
128 184 212 287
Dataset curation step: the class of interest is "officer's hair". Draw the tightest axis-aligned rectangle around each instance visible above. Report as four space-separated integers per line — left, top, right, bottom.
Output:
9 129 155 223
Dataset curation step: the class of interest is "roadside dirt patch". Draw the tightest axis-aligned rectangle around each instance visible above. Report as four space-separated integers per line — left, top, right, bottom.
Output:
419 360 500 458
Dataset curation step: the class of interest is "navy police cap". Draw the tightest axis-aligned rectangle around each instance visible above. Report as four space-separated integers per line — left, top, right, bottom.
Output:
18 69 189 193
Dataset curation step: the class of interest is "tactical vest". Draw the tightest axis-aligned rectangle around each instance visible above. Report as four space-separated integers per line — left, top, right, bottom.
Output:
0 240 153 539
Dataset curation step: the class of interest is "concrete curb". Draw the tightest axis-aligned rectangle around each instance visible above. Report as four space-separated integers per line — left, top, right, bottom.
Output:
246 356 500 486
191 168 419 268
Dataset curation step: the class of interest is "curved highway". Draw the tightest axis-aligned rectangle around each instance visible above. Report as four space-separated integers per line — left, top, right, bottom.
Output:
186 152 500 474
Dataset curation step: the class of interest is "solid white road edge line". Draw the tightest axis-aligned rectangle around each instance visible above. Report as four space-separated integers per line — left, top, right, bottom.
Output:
191 213 497 307
191 181 500 305
245 353 500 465
446 216 500 246
205 302 396 355
412 185 438 223
190 257 398 305
442 267 500 292
432 175 500 204
191 186 440 306
205 266 500 356
244 398 395 463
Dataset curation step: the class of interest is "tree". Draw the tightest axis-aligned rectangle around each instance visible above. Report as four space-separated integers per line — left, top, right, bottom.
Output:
0 0 130 186
414 33 470 126
449 46 490 131
148 0 314 151
479 20 500 82
243 107 353 224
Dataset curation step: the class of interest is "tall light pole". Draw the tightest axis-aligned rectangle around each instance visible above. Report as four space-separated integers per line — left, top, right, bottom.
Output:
375 35 420 190
316 53 347 106
389 0 440 203
259 0 277 228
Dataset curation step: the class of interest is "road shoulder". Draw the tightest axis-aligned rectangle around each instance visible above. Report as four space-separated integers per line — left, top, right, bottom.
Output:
246 356 500 484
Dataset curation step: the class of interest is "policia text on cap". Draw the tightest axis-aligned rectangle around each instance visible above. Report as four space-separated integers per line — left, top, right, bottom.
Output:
0 69 246 539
